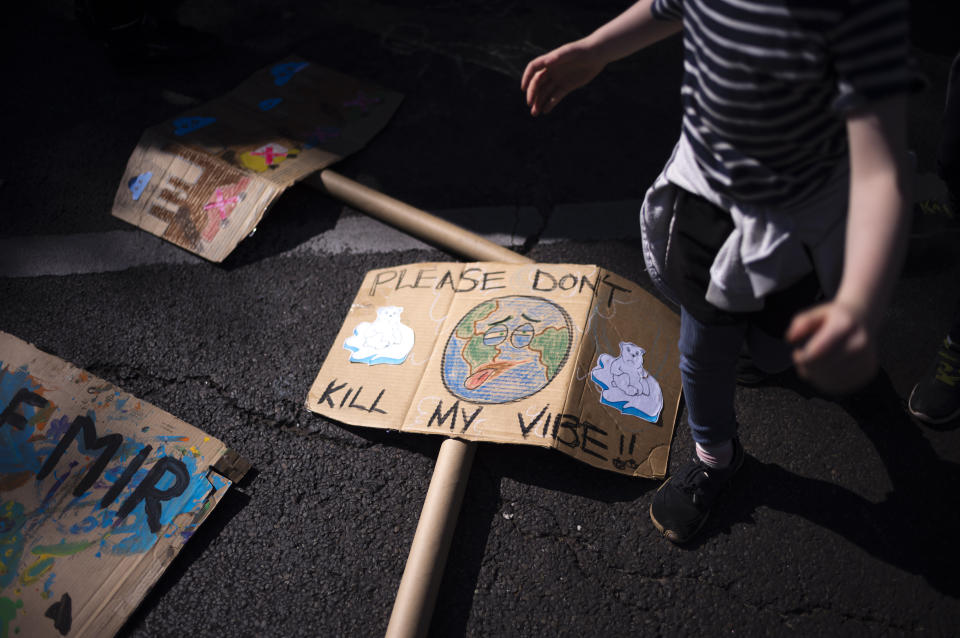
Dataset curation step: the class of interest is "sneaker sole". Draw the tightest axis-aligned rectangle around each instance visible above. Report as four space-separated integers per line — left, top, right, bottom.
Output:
907 385 960 425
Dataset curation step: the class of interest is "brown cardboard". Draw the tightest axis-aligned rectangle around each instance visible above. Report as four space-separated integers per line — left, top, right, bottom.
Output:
112 57 403 262
306 263 681 478
0 332 241 638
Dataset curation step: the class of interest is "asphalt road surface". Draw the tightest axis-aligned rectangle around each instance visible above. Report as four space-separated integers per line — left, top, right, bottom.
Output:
3 2 959 636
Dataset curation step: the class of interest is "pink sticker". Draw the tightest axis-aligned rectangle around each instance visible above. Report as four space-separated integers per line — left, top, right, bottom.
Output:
202 178 251 241
252 144 287 165
304 125 340 149
240 143 297 172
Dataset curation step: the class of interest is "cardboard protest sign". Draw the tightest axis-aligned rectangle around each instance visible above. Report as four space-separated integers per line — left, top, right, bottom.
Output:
306 263 682 478
0 332 243 638
112 57 403 262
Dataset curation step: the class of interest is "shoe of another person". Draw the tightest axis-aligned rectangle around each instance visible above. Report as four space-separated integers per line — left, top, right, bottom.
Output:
649 438 744 544
908 336 960 425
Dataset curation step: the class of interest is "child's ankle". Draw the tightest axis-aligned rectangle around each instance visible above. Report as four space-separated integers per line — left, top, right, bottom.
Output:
695 439 734 469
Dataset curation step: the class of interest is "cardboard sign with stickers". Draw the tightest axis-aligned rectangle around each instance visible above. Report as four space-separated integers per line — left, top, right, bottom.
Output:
306 263 682 478
111 57 403 262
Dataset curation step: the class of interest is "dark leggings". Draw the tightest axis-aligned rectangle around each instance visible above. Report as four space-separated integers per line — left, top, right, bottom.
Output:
667 189 823 444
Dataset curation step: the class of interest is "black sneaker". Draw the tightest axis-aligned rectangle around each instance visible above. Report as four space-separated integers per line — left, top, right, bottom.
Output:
649 438 744 544
908 337 960 425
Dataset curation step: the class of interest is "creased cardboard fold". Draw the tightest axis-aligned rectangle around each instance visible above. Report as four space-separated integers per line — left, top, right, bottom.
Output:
111 56 403 262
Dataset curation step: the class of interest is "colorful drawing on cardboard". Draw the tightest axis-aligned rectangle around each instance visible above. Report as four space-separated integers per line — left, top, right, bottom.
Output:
590 342 663 423
0 365 222 556
201 177 251 242
304 125 340 149
441 295 572 404
271 61 308 86
128 172 152 201
112 57 405 263
343 306 415 365
342 91 383 117
258 97 283 111
240 143 297 172
173 116 216 136
0 350 229 637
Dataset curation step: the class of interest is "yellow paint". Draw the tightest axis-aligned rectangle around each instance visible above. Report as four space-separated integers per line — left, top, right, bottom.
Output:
238 153 263 172
240 143 291 173
240 152 270 172
20 558 54 585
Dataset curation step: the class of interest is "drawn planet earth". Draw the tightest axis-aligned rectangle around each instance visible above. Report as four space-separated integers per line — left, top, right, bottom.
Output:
441 295 573 404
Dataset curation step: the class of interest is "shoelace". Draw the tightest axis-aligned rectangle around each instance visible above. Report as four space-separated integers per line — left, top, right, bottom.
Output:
935 340 960 387
674 460 714 503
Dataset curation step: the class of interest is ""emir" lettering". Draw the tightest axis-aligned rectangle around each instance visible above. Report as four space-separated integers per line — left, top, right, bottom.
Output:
1 388 190 534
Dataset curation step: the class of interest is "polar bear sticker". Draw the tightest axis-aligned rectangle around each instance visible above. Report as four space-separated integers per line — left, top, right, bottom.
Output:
590 341 663 422
343 306 415 365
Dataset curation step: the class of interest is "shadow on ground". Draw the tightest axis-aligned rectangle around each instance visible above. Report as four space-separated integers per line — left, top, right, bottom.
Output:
689 372 960 598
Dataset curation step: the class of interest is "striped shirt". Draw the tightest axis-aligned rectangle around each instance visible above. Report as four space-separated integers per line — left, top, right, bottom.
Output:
651 0 914 206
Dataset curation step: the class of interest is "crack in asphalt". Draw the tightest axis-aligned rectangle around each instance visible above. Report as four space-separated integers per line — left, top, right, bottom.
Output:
779 606 920 632
82 362 376 451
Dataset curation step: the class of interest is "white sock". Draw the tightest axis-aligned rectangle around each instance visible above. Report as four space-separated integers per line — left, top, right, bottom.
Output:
696 440 734 469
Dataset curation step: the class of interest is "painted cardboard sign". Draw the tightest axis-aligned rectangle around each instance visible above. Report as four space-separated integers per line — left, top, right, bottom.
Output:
0 332 237 638
306 263 682 478
111 56 403 262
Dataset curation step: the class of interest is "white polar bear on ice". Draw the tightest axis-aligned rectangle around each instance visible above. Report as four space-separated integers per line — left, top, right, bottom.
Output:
591 341 663 422
344 306 415 365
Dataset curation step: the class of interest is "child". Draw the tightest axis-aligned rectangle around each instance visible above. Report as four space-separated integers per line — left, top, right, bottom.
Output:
522 0 915 543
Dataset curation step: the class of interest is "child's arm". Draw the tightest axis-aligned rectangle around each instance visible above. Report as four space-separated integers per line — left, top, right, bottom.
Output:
787 96 910 393
521 0 681 116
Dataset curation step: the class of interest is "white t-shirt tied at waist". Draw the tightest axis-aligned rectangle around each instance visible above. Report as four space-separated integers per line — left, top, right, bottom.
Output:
640 131 849 313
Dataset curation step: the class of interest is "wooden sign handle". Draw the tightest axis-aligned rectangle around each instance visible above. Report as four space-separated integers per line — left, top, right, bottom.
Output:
384 437 476 638
307 169 532 638
309 170 529 264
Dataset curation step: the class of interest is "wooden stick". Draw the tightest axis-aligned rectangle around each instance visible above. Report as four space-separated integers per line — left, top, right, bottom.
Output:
384 437 476 638
306 169 532 638
307 170 529 264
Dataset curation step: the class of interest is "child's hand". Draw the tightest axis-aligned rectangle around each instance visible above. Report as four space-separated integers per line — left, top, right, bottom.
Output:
786 301 879 394
521 39 605 116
